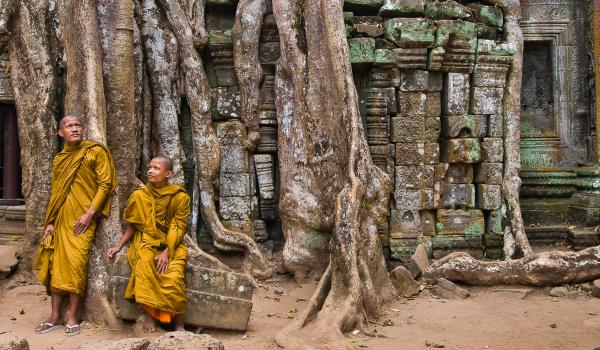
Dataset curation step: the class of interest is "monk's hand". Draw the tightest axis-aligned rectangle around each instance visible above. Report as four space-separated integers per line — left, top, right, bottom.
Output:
106 246 120 262
42 223 54 240
155 248 169 274
73 212 94 235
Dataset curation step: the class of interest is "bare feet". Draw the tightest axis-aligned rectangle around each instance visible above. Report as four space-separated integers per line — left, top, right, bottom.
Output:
174 315 185 332
143 314 157 333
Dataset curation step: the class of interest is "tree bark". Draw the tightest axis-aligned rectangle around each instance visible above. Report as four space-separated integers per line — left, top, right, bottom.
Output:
157 0 272 278
5 0 58 272
423 247 600 286
494 0 532 258
272 1 396 347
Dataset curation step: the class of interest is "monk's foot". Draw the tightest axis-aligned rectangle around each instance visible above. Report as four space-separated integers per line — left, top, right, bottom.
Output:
45 315 63 326
174 315 185 332
143 315 157 333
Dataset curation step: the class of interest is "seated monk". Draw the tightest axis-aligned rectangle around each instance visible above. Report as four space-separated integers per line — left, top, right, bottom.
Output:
107 156 189 332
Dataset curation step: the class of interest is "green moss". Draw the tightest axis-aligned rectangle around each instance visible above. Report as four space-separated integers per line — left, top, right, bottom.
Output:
349 37 376 64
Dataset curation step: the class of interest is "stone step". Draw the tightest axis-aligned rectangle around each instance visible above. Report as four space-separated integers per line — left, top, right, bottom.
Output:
111 255 254 331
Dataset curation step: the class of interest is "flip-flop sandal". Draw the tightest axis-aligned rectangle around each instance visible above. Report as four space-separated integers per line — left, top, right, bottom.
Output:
65 324 81 337
35 322 62 334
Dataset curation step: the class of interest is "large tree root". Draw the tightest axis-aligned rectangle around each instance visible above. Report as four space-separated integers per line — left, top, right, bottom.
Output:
273 0 396 347
424 247 600 286
157 0 272 279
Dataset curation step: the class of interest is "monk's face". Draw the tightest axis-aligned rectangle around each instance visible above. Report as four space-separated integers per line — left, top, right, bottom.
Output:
58 116 84 145
147 158 172 186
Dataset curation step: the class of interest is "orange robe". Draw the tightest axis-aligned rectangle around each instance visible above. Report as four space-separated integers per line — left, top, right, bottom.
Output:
33 140 116 296
123 183 190 322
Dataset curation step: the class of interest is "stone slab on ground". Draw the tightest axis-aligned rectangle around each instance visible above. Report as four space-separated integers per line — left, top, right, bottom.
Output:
389 266 420 297
549 287 568 297
0 245 18 279
148 332 224 350
111 256 254 331
434 278 470 299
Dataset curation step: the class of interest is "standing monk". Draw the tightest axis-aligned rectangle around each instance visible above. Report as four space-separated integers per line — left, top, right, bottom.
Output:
107 156 189 332
33 115 116 336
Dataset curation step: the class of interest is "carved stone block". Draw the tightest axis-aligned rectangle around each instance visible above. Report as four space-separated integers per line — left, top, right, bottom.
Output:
395 165 422 190
435 209 485 236
481 137 503 162
259 42 281 65
212 87 241 120
398 91 440 117
470 86 503 115
477 184 501 210
391 116 424 143
441 115 487 138
390 209 422 239
440 183 476 208
424 143 439 164
435 163 449 181
435 20 477 51
424 116 441 142
486 209 504 235
365 88 390 145
474 162 503 185
370 145 390 171
442 73 470 115
399 70 443 92
219 196 254 221
396 142 424 165
421 210 436 236
395 48 429 69
220 173 253 197
440 138 481 163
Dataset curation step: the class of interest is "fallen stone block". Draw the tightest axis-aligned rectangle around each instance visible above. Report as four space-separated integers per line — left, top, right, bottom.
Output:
0 245 18 279
435 278 470 299
408 243 429 279
389 266 420 297
111 256 254 331
592 279 600 298
148 332 224 350
549 287 568 298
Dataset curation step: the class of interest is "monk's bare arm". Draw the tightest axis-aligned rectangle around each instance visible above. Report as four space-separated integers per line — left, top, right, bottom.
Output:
106 224 135 261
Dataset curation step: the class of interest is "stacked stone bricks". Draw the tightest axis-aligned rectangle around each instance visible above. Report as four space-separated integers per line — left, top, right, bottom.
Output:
345 0 513 261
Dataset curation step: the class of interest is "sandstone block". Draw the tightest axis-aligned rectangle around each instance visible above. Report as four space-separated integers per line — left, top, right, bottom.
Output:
592 279 600 298
469 3 504 28
389 266 420 297
436 209 485 236
353 16 384 37
380 0 425 17
549 287 568 298
440 138 481 163
474 162 503 185
441 115 487 138
148 332 224 350
442 72 470 115
384 18 434 48
0 245 18 279
424 143 440 164
219 173 253 197
481 137 504 162
424 116 441 142
345 0 385 12
486 209 504 235
219 196 253 221
111 256 254 331
394 188 422 210
470 86 503 115
436 278 470 299
396 142 424 165
425 0 472 20
213 87 240 120
349 37 376 64
390 209 422 239
391 116 424 143
488 113 503 137
408 243 430 279
421 210 436 236
445 163 474 183
399 69 442 92
440 183 476 208
477 184 501 210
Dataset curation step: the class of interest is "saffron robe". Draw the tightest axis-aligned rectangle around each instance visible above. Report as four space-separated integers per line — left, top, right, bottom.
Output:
123 183 190 318
33 140 116 296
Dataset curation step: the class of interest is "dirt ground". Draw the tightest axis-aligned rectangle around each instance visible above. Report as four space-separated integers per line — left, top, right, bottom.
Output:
1 274 599 350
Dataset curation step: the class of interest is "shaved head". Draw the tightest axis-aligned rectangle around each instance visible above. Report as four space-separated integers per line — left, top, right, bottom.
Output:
59 115 83 129
152 156 173 171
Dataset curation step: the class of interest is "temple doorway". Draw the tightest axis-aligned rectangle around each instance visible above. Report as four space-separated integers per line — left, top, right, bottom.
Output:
0 103 22 203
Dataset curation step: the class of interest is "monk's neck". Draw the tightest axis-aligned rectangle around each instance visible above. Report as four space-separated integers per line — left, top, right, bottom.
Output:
151 181 169 188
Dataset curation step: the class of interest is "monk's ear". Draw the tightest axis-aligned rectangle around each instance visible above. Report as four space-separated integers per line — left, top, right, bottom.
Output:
166 170 172 179
57 128 64 138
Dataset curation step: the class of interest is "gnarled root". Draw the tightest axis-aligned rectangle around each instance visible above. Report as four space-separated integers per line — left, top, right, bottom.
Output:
423 246 600 286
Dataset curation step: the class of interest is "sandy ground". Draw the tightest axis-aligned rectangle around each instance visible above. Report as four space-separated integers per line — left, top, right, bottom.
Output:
1 274 599 350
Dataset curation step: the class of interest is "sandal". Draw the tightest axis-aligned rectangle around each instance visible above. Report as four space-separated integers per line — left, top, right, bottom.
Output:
35 322 62 334
65 324 81 337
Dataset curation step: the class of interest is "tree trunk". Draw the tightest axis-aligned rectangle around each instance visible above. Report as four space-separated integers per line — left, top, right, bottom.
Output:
5 0 58 272
495 0 532 258
272 1 396 347
423 247 600 286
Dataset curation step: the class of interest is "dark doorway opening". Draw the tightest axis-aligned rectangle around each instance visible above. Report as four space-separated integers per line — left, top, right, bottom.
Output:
0 103 23 202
